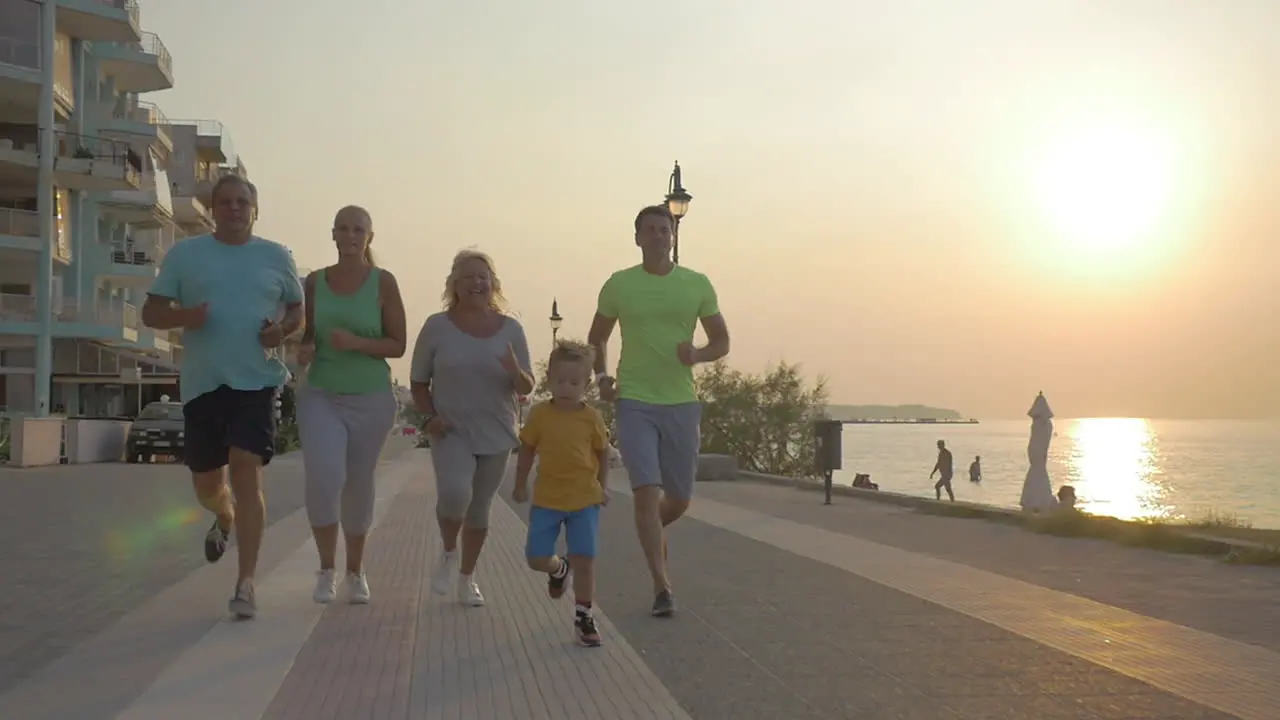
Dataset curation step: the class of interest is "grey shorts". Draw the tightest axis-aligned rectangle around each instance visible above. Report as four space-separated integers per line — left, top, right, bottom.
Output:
615 399 702 500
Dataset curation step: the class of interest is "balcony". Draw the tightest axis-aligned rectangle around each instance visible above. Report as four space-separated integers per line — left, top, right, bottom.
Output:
95 32 173 94
101 242 158 286
55 0 142 44
0 207 39 250
172 119 235 164
170 194 212 232
99 99 172 152
0 36 40 108
100 168 173 227
0 129 141 191
0 294 136 343
0 208 72 262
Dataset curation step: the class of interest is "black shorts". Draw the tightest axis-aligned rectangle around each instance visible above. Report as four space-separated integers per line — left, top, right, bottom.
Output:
183 385 278 473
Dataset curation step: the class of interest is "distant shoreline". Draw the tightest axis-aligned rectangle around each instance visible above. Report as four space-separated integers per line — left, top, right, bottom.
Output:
839 418 980 425
825 403 969 423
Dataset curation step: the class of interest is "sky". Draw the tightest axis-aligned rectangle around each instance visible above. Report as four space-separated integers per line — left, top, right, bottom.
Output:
140 0 1279 419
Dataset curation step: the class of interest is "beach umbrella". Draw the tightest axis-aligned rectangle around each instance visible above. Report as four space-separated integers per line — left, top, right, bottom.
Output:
1019 391 1058 512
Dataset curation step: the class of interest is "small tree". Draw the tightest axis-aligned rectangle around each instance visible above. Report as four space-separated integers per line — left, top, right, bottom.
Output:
696 360 828 479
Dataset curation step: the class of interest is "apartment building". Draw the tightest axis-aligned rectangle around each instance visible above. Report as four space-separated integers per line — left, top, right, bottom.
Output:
0 0 249 417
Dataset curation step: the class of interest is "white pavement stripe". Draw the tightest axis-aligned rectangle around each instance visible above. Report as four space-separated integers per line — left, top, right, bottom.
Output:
680 490 1280 720
114 457 415 720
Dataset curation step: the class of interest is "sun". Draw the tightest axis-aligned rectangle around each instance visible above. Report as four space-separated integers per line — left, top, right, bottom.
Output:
1033 124 1174 254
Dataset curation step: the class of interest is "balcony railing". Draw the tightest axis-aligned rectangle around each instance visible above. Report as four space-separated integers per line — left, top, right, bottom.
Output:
0 127 139 173
0 293 36 322
136 32 172 78
0 208 39 238
0 36 39 70
134 100 170 128
110 244 155 266
89 0 142 28
170 118 236 164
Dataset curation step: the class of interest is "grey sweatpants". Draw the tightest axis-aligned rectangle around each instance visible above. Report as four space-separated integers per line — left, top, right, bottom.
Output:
298 387 398 533
429 434 510 529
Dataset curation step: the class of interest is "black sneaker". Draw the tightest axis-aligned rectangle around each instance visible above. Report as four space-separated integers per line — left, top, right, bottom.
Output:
651 590 675 617
548 557 571 599
575 613 602 647
204 519 230 563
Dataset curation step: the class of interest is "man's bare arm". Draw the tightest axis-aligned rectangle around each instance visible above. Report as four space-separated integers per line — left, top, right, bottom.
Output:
587 312 617 376
280 302 304 338
694 313 731 363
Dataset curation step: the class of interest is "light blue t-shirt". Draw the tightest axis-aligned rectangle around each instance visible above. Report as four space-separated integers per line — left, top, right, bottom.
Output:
149 234 303 404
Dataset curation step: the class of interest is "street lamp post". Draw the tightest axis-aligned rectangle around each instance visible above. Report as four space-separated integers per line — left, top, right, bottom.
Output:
549 299 563 344
664 161 692 265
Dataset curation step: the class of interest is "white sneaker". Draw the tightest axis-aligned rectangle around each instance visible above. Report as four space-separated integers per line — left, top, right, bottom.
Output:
313 569 337 604
345 571 371 604
458 575 485 607
430 550 458 595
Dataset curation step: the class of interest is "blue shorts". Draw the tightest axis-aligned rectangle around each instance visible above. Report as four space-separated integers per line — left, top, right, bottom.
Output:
526 505 601 559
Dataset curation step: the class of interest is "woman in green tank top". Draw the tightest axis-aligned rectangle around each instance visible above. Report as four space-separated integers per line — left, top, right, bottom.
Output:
295 205 407 605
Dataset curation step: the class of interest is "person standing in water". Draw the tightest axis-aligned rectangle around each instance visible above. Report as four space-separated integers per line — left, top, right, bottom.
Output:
930 439 956 502
969 455 982 483
296 205 406 605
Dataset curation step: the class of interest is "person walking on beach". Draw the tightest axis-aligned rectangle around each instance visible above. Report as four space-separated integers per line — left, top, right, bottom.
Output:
410 250 534 607
588 204 731 617
141 174 303 618
931 439 956 501
969 455 983 483
512 341 611 646
295 205 406 604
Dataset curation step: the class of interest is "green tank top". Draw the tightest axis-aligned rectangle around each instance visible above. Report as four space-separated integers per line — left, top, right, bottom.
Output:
307 267 391 394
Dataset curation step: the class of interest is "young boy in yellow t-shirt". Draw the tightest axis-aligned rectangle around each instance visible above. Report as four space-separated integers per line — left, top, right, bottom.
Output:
513 341 611 647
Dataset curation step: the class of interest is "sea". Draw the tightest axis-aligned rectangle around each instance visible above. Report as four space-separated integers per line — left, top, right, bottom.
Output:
833 419 1280 530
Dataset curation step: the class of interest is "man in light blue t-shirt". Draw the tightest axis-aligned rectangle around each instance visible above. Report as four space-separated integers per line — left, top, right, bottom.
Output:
142 174 303 618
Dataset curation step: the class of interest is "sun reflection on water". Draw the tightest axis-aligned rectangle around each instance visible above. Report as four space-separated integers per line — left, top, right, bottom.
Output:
1064 418 1170 521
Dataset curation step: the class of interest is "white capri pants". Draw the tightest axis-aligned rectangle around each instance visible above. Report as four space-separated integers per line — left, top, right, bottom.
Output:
298 387 398 534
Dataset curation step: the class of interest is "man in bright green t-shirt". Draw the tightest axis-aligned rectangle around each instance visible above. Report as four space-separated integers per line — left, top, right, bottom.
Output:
588 204 731 618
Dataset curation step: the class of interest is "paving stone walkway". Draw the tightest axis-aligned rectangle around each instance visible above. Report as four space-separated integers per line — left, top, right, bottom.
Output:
1 448 1275 719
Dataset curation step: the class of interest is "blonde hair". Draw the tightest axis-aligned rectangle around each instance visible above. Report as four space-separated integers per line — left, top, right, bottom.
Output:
334 205 375 266
548 339 595 375
442 248 508 313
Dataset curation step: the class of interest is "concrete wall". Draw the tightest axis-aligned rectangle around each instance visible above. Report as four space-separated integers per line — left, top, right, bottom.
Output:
9 415 62 467
65 417 129 463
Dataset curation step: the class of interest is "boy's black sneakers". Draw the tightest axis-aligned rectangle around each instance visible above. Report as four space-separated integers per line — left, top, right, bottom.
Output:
575 613 602 647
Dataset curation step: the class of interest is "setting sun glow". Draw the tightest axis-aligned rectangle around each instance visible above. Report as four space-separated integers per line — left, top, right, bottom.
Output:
1034 125 1175 254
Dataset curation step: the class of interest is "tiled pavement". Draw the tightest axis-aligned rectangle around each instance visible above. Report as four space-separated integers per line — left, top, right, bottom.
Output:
1 448 1277 718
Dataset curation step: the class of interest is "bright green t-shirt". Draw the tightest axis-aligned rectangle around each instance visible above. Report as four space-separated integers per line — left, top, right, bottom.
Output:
596 264 719 405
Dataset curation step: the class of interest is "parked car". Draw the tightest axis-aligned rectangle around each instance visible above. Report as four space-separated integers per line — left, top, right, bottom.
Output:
126 401 184 463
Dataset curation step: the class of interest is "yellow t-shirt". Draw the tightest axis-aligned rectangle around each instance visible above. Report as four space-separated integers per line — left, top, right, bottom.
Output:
519 401 608 512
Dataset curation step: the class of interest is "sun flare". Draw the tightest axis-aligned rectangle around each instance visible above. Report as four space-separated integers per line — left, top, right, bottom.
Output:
1033 125 1175 254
